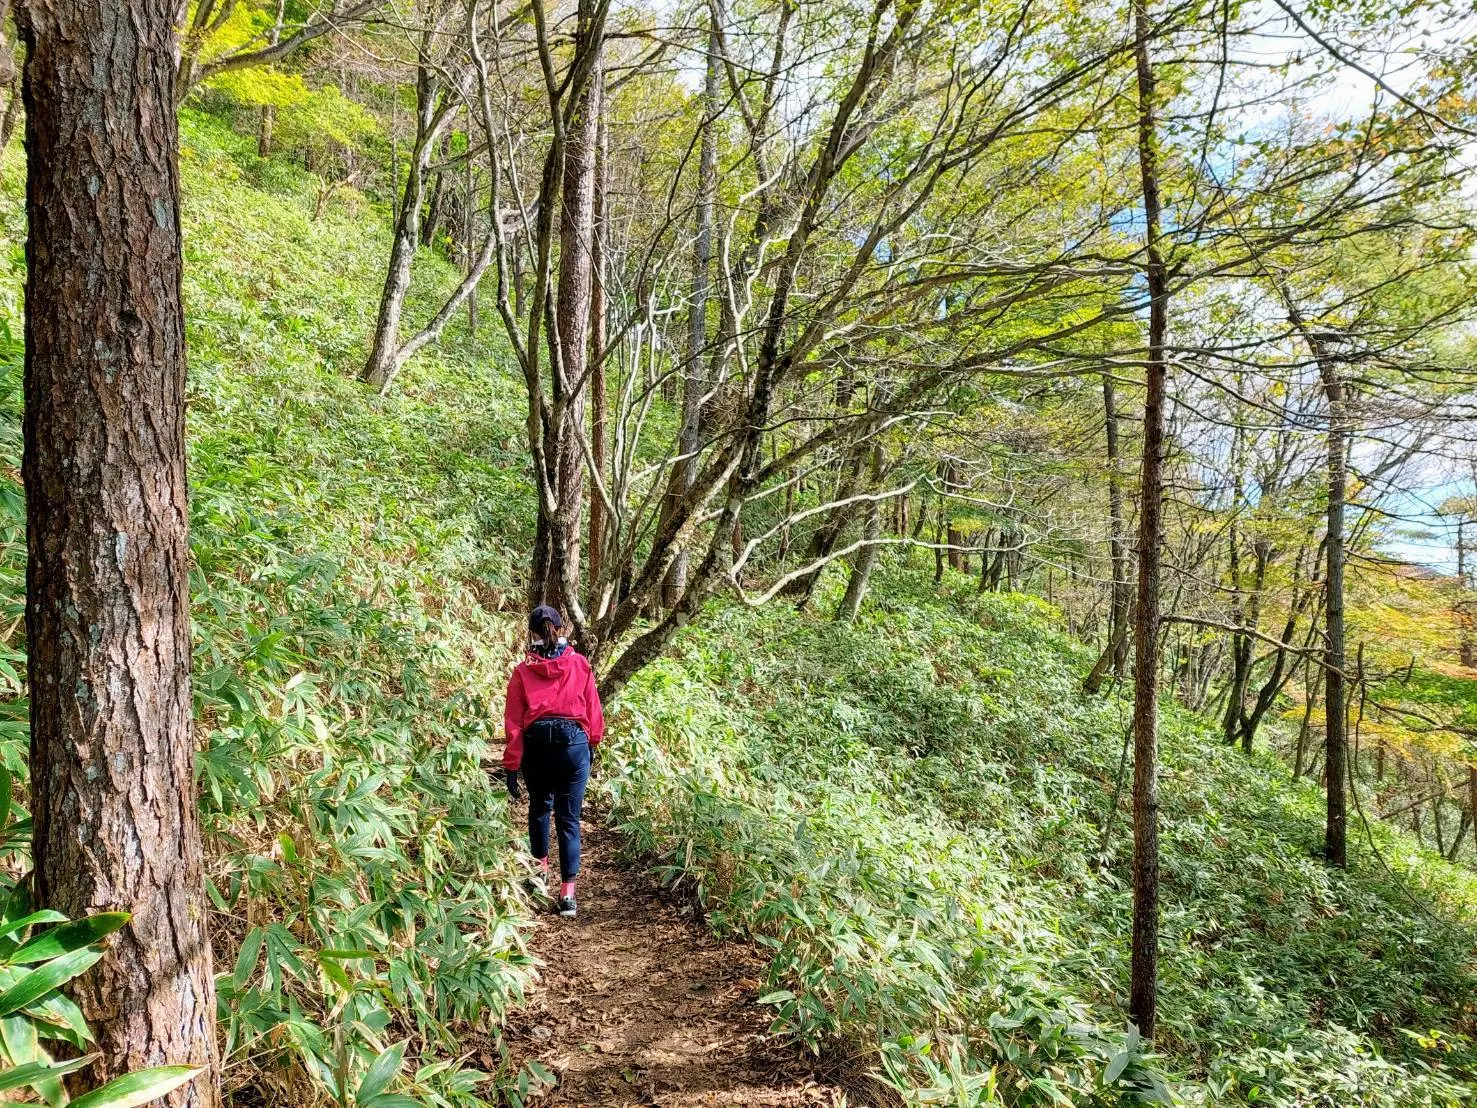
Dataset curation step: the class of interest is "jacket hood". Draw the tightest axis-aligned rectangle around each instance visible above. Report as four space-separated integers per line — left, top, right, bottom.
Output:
521 647 582 673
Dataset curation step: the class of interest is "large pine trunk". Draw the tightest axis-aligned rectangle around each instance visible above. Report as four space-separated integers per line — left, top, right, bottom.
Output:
1129 0 1165 1041
18 1 219 1101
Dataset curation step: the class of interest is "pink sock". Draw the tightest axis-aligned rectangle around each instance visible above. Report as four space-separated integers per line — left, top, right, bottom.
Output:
535 858 549 876
560 880 576 899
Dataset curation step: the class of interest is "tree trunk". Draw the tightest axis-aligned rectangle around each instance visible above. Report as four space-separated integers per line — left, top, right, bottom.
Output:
836 446 884 624
549 26 602 614
18 0 219 1100
942 461 964 572
0 70 18 152
1446 809 1470 862
1470 764 1477 853
662 5 720 608
255 0 285 158
421 139 450 245
363 53 446 391
786 443 866 604
1318 348 1348 866
1104 372 1131 677
587 104 610 617
464 138 478 334
1129 0 1165 1040
933 508 946 585
1459 521 1474 667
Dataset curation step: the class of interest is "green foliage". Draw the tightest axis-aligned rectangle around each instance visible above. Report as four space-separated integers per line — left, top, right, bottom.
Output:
179 112 542 1105
0 67 1472 1108
608 569 1477 1105
0 768 205 1107
0 112 544 1104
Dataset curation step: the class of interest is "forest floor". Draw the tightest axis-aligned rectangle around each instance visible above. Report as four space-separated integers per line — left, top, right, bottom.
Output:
504 819 852 1107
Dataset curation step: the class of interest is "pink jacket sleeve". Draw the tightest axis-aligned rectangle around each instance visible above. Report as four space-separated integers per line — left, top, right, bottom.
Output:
503 666 527 771
584 657 606 747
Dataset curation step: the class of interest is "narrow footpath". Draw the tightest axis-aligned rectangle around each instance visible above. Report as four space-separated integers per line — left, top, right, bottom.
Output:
504 820 851 1107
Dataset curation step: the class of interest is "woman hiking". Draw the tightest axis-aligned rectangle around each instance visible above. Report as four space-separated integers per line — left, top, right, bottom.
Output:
503 604 605 918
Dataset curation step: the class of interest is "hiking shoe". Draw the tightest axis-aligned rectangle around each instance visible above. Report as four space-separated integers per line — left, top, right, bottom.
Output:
557 895 577 919
523 874 550 901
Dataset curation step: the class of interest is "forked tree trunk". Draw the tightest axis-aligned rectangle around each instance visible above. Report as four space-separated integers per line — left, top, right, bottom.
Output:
1129 0 1165 1040
18 0 219 1100
363 54 447 391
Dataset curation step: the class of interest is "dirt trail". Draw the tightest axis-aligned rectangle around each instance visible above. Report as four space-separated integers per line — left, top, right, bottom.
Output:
504 819 850 1107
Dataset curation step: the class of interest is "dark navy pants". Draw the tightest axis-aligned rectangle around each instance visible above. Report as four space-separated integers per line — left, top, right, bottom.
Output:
522 717 590 880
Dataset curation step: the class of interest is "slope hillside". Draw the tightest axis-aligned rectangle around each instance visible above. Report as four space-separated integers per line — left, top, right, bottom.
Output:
610 571 1477 1105
0 110 1472 1108
0 112 550 1104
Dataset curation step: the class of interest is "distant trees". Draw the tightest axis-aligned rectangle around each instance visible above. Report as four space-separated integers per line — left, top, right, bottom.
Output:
360 0 501 393
311 0 1477 1047
17 0 218 1101
3 0 1475 1093
177 0 384 95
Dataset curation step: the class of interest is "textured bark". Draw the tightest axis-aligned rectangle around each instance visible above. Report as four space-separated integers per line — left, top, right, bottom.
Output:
0 71 21 152
1468 765 1477 857
587 106 609 614
19 0 219 1100
363 54 443 390
662 7 720 608
549 32 602 612
1129 0 1165 1040
362 20 458 392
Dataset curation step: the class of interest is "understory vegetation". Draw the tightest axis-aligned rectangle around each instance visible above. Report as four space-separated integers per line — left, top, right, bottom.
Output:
0 102 1473 1108
611 572 1477 1105
1 114 551 1105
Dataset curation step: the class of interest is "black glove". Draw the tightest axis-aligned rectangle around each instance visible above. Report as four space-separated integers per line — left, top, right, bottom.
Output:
505 769 522 802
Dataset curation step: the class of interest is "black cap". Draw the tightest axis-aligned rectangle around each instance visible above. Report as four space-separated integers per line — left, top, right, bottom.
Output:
528 604 564 633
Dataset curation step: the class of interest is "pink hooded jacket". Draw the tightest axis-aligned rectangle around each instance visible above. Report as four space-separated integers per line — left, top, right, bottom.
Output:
502 648 605 771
